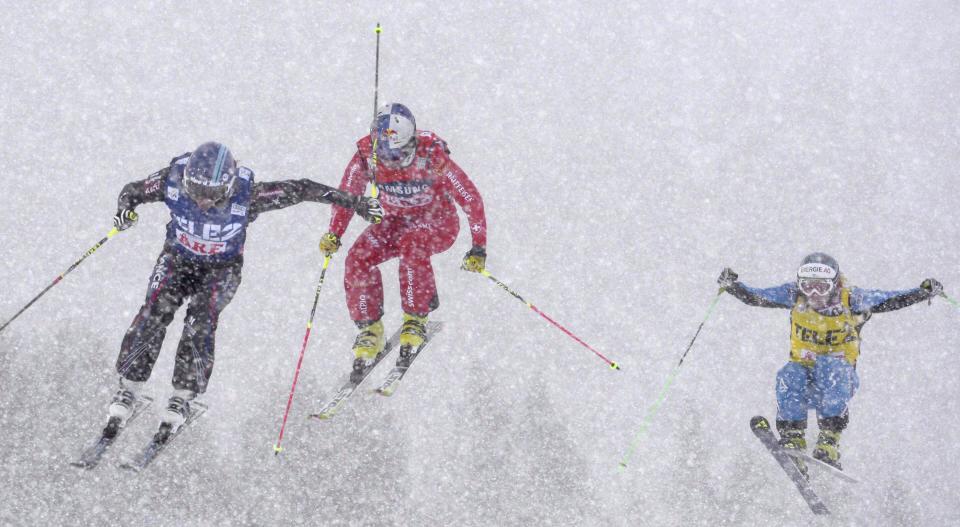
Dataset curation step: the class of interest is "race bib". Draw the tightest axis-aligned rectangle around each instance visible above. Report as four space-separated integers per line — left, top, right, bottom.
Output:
175 228 227 256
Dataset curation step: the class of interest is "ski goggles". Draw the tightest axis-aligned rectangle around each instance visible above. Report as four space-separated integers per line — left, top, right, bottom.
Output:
184 174 236 208
373 136 416 169
798 278 835 296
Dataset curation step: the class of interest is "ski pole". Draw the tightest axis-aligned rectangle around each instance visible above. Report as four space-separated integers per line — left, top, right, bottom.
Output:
939 292 960 308
618 289 724 471
0 227 121 335
479 269 620 370
273 254 333 455
369 22 382 201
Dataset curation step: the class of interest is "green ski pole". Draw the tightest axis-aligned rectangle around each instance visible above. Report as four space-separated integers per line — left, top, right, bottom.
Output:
940 292 960 308
618 289 724 470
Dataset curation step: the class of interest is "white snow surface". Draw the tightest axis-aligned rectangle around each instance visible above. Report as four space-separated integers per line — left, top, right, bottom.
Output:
1 3 959 526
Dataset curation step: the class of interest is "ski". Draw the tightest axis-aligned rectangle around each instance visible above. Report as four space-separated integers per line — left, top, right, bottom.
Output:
783 448 860 484
374 321 443 396
71 395 154 469
750 415 830 515
308 328 402 420
119 401 208 473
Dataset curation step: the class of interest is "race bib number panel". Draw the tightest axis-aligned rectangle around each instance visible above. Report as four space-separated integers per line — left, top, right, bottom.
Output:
175 229 227 256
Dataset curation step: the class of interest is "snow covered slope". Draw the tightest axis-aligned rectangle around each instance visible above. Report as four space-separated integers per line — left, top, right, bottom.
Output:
1 3 958 525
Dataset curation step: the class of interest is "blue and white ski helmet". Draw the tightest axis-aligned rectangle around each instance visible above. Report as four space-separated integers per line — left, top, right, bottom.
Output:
183 142 238 209
370 103 417 169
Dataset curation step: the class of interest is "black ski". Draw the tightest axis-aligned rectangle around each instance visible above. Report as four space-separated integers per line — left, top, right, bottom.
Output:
750 415 830 515
71 395 154 469
374 321 443 396
308 328 402 420
119 401 208 473
783 448 860 484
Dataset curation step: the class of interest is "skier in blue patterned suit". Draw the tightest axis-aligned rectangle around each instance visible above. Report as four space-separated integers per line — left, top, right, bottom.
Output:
718 253 942 469
105 142 382 438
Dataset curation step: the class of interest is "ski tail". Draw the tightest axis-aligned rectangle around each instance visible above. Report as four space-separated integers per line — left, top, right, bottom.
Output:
750 415 830 515
119 401 208 472
309 328 403 420
374 321 443 396
783 448 860 484
70 395 154 469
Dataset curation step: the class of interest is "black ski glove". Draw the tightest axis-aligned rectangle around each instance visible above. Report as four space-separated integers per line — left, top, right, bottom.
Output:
921 278 943 297
354 196 383 224
113 209 138 231
717 268 738 290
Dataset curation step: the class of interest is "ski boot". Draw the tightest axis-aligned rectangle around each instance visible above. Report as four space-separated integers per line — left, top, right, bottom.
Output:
397 313 427 367
351 320 385 384
159 389 195 438
105 380 144 438
812 414 846 470
812 430 842 470
777 419 809 478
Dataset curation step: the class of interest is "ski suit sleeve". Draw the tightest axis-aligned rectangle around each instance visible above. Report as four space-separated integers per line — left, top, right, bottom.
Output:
249 179 358 220
327 151 370 237
726 281 797 308
117 167 169 210
436 152 487 248
849 287 932 314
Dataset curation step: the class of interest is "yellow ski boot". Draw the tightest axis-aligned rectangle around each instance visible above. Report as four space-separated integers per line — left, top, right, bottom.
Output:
812 430 842 470
397 313 428 368
399 313 428 350
777 420 809 478
350 320 385 383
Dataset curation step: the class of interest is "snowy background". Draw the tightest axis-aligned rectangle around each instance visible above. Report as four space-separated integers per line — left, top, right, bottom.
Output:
1 2 959 525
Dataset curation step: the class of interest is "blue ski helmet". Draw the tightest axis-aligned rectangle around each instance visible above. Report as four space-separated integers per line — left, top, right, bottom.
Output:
183 142 238 209
370 103 417 169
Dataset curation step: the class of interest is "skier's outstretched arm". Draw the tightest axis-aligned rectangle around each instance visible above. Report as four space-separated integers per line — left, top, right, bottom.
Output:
852 279 942 313
326 152 371 236
717 268 795 308
250 179 381 223
114 167 170 230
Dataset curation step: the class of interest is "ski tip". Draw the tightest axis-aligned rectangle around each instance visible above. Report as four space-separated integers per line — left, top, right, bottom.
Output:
273 445 283 455
610 361 621 371
617 462 628 471
307 413 331 421
749 415 770 430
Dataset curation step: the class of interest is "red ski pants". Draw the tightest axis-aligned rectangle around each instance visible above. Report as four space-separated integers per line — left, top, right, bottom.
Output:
344 215 459 323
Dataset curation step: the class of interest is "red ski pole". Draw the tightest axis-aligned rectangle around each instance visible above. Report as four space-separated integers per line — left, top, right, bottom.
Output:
273 255 332 455
480 269 620 370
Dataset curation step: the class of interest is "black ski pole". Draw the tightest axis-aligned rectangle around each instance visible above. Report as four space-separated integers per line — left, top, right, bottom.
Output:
0 227 122 335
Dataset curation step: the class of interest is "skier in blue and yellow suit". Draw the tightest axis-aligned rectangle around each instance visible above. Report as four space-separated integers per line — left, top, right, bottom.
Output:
717 253 942 469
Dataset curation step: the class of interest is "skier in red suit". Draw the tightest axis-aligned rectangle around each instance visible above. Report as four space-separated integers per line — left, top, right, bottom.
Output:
319 103 488 379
